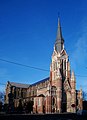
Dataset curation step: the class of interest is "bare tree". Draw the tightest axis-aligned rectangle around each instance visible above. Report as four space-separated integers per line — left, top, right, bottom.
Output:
0 91 5 112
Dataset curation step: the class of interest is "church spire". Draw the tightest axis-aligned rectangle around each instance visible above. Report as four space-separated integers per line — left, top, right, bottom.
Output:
55 18 64 53
56 18 62 40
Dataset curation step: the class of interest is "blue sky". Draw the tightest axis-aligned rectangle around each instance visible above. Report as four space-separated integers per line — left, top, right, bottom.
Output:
0 0 87 92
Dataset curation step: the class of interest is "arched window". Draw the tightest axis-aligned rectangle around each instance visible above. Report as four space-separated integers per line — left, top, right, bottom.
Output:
51 86 56 96
38 98 40 106
52 97 55 105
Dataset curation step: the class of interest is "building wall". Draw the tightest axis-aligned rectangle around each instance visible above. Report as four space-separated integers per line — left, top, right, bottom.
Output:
5 64 83 113
5 18 83 113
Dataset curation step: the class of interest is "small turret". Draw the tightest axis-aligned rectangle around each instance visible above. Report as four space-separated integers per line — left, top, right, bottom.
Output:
71 71 76 82
71 71 76 90
71 71 76 113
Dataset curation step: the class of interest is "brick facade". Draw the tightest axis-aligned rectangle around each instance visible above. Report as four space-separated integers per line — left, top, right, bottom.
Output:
5 18 83 113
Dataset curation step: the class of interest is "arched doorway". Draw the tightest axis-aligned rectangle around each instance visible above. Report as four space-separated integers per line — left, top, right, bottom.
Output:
52 97 55 113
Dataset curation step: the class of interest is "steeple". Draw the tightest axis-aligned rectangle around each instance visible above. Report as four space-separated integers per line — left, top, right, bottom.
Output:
55 18 64 53
56 18 62 40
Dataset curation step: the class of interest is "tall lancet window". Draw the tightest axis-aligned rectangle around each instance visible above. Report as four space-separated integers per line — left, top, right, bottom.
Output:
63 60 66 70
53 62 58 71
56 62 57 70
38 98 40 106
64 60 66 70
54 63 56 71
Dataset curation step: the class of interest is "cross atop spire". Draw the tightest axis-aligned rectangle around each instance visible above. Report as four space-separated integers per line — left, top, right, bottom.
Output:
55 17 64 53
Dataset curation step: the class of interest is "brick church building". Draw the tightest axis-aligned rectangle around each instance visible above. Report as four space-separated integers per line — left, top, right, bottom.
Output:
5 18 83 113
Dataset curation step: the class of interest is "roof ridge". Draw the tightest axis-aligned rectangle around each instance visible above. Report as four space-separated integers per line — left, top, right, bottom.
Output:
31 77 49 86
10 81 29 85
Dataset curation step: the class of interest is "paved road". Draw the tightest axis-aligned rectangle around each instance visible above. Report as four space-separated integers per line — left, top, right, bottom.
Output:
0 113 87 120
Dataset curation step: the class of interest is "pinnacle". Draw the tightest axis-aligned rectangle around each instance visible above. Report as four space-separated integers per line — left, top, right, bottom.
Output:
71 71 76 81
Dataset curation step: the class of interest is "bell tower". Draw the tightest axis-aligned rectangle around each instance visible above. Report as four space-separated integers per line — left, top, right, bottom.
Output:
50 18 71 113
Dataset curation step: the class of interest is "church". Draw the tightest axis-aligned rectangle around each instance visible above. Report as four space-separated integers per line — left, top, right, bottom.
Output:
5 18 83 113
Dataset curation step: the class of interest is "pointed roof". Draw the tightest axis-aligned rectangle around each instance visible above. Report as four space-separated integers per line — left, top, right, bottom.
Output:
56 18 62 40
55 18 64 52
71 71 76 81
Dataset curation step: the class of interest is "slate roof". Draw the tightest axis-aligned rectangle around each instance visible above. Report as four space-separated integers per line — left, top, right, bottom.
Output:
9 82 30 88
8 77 49 88
31 77 49 86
